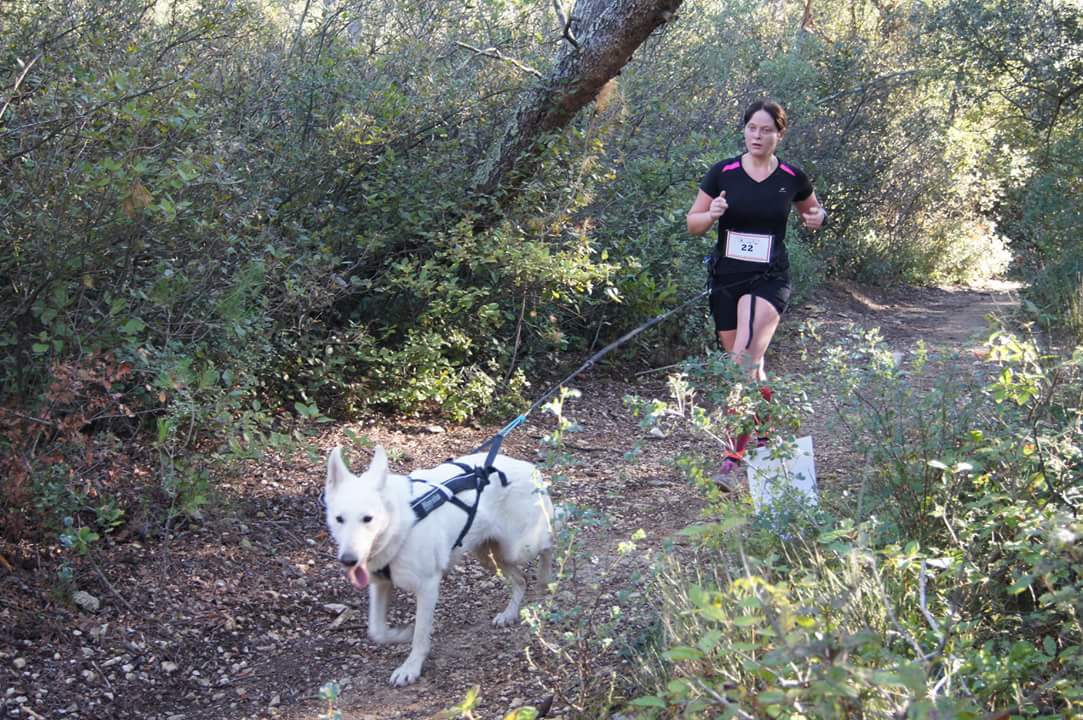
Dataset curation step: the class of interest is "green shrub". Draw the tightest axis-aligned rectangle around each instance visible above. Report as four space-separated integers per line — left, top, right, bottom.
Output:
0 0 622 543
1027 257 1083 341
634 522 962 718
625 352 814 475
811 327 993 543
628 328 1083 717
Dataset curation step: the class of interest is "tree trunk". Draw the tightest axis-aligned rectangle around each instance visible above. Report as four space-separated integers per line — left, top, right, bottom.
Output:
470 0 683 226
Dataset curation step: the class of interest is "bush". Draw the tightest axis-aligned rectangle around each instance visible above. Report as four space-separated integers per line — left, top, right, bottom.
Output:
627 328 1083 717
1027 256 1083 341
0 0 621 544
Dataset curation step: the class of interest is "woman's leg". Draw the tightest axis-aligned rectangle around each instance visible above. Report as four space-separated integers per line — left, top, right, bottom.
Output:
710 280 740 354
713 294 782 486
729 294 781 381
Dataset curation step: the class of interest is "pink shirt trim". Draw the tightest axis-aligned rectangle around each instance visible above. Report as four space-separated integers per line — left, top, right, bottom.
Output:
779 163 796 177
722 161 740 172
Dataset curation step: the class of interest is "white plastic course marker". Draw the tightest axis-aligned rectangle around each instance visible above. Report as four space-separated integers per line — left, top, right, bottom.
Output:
744 436 818 513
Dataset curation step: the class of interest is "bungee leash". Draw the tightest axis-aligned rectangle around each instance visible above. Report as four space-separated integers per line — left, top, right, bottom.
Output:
472 286 712 468
396 286 712 549
321 286 716 536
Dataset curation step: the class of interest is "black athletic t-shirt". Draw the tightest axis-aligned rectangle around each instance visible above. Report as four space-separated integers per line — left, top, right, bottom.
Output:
699 155 813 274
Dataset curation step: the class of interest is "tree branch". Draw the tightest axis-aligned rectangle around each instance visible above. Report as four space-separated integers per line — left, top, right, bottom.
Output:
694 678 756 719
454 41 543 79
553 0 580 47
3 77 186 164
815 70 926 106
470 0 684 227
0 54 42 124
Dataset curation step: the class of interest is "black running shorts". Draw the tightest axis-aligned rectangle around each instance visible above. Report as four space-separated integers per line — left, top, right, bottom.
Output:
709 271 792 333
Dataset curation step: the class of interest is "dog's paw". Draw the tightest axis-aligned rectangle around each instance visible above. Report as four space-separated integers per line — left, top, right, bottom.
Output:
492 608 521 627
389 659 423 686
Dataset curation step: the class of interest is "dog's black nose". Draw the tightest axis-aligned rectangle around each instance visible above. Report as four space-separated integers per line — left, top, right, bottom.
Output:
339 553 357 567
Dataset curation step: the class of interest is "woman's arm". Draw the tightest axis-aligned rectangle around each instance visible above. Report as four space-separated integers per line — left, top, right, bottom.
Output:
687 189 727 236
795 192 826 230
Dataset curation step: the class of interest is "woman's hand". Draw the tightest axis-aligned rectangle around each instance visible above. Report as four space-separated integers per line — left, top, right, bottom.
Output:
800 206 826 230
687 189 726 235
709 191 728 220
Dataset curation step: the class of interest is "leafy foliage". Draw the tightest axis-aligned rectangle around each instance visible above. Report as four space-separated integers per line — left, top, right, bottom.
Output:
2 0 1080 573
630 327 1083 717
0 0 613 543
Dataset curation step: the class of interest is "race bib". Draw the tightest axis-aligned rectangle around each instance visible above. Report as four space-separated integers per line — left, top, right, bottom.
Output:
725 230 773 263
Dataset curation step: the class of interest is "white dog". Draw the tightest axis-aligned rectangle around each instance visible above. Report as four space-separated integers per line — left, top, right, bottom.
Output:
324 445 557 686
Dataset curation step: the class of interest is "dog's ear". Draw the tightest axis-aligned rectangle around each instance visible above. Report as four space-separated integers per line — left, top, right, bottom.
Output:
326 446 350 491
369 445 389 489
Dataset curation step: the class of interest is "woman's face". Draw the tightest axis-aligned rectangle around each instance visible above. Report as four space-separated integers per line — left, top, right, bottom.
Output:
743 109 782 158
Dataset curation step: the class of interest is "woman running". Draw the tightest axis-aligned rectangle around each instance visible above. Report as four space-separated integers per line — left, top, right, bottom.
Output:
686 99 826 482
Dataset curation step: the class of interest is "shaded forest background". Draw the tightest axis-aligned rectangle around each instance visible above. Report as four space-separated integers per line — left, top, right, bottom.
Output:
4 0 1079 499
3 0 1081 548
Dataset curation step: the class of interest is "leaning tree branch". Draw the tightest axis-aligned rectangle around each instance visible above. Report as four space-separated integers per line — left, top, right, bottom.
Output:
470 0 683 230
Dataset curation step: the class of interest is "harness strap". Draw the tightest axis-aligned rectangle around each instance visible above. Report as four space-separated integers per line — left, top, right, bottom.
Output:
471 423 520 481
447 460 508 490
414 478 455 502
447 495 478 549
445 461 487 549
746 295 756 350
408 461 509 549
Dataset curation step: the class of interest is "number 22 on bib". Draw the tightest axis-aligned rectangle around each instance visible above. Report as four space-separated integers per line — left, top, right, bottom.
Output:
725 230 773 263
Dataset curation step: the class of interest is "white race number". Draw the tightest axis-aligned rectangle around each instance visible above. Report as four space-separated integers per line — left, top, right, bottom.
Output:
724 230 773 263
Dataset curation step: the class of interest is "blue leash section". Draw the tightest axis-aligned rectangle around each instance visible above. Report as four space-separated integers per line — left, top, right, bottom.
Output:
472 287 711 468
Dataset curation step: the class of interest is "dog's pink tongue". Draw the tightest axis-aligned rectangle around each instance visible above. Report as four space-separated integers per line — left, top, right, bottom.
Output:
347 564 369 591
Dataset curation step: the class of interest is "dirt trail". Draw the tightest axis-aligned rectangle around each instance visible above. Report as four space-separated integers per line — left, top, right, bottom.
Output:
0 281 1019 720
801 279 1020 350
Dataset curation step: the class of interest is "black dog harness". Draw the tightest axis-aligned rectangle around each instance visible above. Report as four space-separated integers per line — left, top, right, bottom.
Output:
370 461 511 584
408 461 510 549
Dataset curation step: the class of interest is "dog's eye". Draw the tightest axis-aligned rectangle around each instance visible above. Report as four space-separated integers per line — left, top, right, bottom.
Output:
335 515 344 524
362 515 373 523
